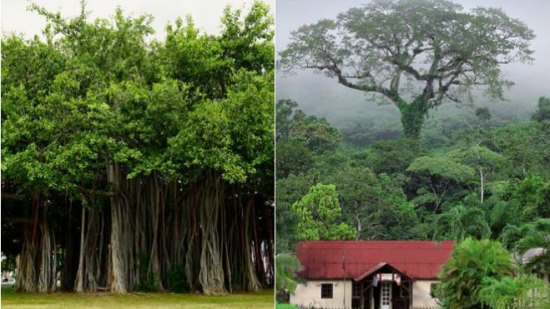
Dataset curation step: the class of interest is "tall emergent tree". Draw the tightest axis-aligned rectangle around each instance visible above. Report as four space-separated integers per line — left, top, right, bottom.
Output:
279 0 534 139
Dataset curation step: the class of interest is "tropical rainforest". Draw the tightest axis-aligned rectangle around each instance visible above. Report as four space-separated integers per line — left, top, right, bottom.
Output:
276 96 550 308
1 1 274 295
276 0 550 307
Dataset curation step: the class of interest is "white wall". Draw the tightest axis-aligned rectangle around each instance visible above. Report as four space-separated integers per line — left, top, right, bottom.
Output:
290 280 352 308
291 279 440 308
412 280 440 307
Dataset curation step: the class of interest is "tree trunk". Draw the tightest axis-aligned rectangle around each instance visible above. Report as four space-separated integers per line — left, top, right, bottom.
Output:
16 196 57 293
15 199 39 292
37 219 56 293
147 176 163 290
243 197 261 292
398 97 428 140
61 201 78 291
75 206 86 292
10 163 272 295
107 163 130 293
355 211 362 240
479 166 484 204
197 172 226 295
109 197 128 293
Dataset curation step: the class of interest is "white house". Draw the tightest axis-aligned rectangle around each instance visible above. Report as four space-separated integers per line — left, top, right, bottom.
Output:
290 240 455 309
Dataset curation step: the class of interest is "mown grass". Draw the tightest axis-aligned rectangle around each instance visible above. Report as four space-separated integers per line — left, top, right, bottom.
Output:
1 287 274 309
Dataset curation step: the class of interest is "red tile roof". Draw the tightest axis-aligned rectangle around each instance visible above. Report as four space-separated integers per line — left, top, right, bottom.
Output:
296 240 455 280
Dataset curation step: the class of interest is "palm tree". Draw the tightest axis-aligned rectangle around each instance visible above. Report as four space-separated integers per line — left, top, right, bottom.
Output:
437 238 515 309
478 275 550 309
513 219 550 282
275 253 302 303
434 204 491 242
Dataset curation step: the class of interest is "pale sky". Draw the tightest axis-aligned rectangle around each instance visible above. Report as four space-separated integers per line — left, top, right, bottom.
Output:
2 0 274 39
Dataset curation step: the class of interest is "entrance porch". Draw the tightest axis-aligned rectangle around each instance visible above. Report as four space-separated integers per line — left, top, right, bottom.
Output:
352 263 412 309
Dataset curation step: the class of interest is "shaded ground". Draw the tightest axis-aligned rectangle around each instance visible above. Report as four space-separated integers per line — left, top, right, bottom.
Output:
1 288 274 309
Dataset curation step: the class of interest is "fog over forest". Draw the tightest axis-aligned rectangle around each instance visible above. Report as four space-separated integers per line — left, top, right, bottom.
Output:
276 0 550 134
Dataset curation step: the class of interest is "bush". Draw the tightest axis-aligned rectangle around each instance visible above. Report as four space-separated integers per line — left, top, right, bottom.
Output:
436 238 514 308
167 264 189 293
133 253 159 292
479 275 550 309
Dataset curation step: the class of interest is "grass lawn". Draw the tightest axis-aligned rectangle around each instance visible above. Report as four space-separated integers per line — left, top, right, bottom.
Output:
1 287 274 309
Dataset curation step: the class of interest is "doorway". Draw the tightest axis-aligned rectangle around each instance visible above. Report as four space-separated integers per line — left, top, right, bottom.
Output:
380 281 392 309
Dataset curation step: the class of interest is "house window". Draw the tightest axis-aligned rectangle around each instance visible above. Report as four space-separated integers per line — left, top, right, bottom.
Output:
321 283 333 299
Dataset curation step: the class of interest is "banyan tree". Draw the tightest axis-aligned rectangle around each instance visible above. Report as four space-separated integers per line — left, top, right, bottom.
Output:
1 1 274 294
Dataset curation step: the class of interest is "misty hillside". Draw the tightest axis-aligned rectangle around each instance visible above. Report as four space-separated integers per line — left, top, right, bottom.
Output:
277 71 541 147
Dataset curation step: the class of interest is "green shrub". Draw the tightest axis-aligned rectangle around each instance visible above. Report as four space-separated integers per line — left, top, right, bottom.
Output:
133 253 159 292
167 264 189 293
436 238 514 308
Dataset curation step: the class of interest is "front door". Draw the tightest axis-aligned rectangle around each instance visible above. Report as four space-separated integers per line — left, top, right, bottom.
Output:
380 281 392 309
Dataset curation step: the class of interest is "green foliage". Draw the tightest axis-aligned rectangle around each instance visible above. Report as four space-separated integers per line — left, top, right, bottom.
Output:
276 138 314 179
322 166 425 240
290 114 341 154
437 238 515 309
478 275 550 309
407 155 475 212
276 99 341 153
2 1 274 193
363 139 423 175
160 1 273 100
276 99 299 141
502 218 550 277
276 174 313 253
2 2 161 199
276 94 550 260
490 176 550 230
220 1 274 73
1 255 16 272
292 184 356 241
399 96 428 140
275 253 301 294
475 107 492 124
434 204 491 242
167 265 189 293
512 176 550 220
532 96 550 122
134 253 159 292
448 145 503 170
408 156 476 182
491 122 550 178
168 71 274 184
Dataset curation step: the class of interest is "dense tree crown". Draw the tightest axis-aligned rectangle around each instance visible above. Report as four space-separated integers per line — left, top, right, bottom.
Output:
279 0 534 138
2 1 274 295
